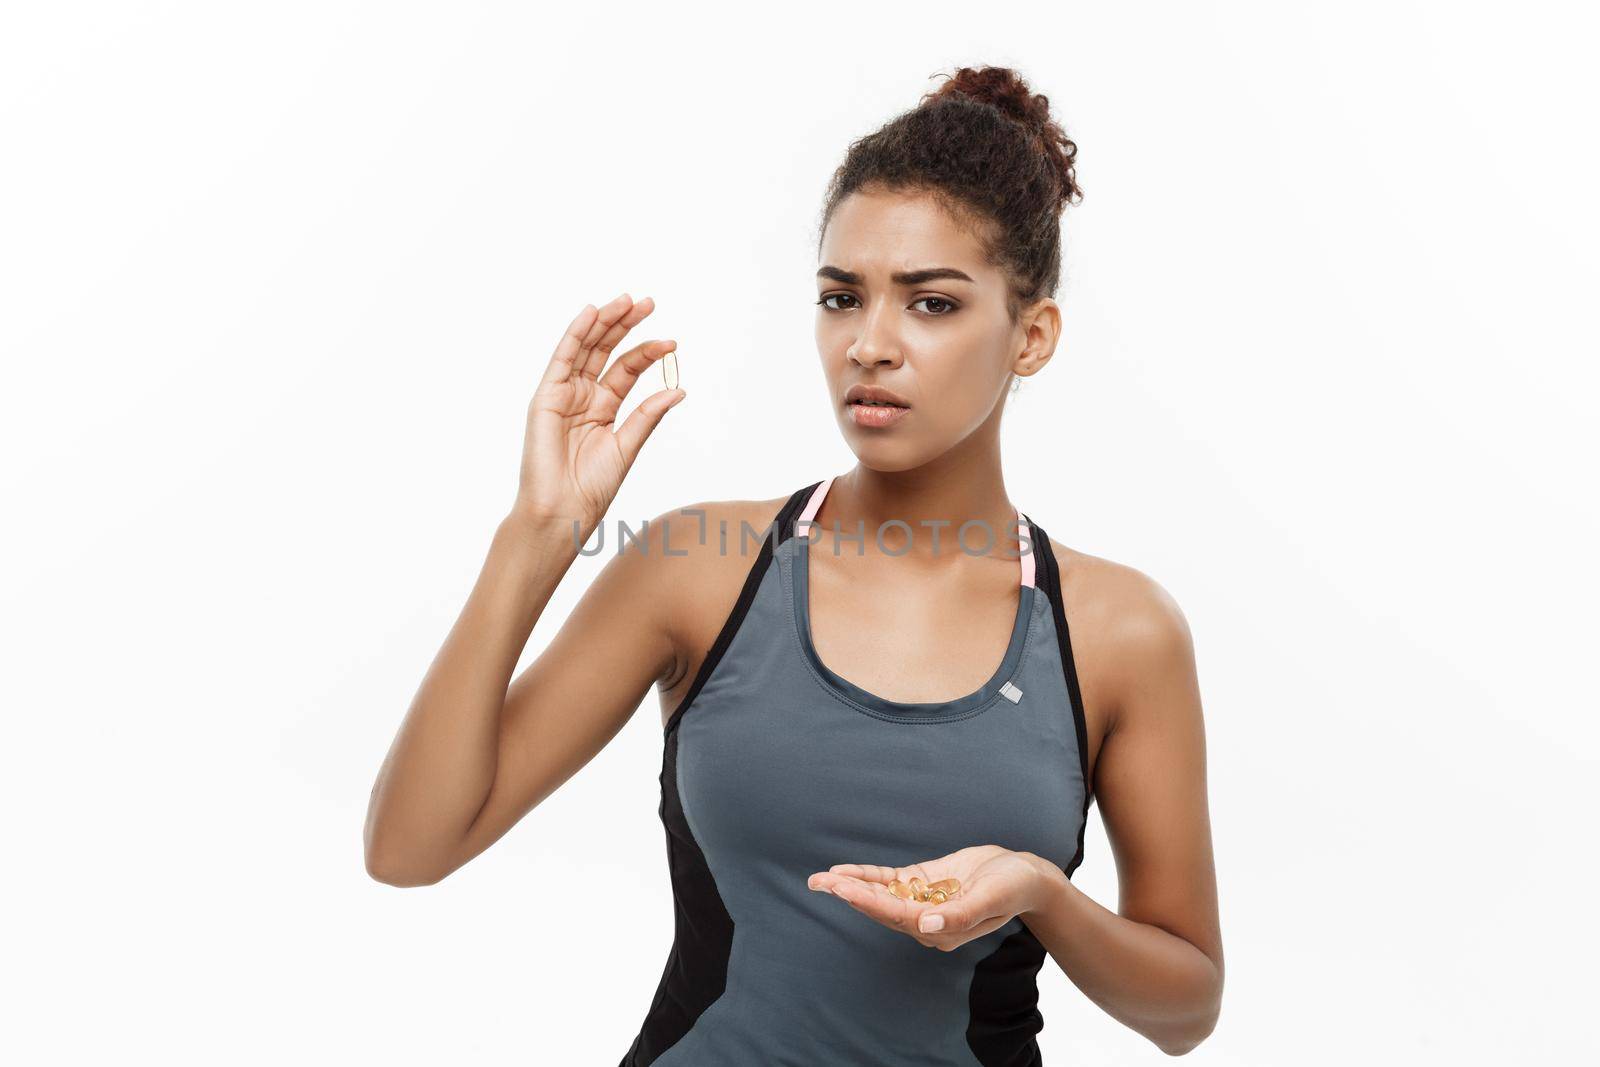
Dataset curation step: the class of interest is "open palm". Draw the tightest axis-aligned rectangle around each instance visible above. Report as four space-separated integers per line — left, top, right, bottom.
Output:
807 844 1046 951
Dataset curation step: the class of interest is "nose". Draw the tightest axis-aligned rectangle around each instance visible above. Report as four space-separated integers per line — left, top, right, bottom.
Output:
846 302 904 370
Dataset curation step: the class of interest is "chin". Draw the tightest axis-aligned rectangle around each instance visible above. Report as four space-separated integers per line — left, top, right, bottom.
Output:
837 433 929 473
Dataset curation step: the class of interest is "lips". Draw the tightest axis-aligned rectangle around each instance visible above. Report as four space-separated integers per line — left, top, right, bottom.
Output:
844 384 911 408
846 398 910 429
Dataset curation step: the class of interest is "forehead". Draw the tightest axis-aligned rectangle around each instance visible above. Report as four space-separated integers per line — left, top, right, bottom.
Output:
820 187 994 277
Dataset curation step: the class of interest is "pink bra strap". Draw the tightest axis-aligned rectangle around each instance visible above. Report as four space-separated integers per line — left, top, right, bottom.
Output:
1017 508 1036 589
794 476 834 538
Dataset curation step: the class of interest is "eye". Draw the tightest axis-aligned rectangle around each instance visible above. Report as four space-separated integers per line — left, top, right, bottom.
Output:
816 293 860 311
913 295 959 315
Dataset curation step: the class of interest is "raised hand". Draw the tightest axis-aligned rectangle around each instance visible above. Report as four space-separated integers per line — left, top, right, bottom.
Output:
512 292 685 536
807 844 1051 951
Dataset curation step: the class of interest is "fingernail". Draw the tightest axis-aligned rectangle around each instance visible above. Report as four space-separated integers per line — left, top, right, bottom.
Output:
919 913 945 932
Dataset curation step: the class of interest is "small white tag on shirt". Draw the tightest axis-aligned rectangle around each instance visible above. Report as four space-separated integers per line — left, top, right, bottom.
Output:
999 681 1023 704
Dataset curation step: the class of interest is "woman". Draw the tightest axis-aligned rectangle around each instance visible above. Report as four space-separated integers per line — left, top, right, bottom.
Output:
365 65 1223 1064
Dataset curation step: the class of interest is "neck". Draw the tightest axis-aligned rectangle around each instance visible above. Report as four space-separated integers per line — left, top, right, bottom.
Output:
818 455 1022 564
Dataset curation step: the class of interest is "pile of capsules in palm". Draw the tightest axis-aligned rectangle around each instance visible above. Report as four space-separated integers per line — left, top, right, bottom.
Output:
887 876 961 905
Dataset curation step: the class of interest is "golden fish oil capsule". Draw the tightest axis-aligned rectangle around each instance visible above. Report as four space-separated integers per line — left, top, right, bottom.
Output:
928 889 948 905
887 880 914 900
662 349 679 390
929 878 961 897
909 877 928 900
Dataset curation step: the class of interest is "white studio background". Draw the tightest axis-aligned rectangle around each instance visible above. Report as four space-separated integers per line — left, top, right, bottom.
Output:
2 3 1595 1064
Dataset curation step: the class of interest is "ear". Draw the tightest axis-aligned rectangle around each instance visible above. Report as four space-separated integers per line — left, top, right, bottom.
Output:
1013 298 1062 381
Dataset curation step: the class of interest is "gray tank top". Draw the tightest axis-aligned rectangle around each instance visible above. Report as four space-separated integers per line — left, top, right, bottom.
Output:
622 476 1092 1066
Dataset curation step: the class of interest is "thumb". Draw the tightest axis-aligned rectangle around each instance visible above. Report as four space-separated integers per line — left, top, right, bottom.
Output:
614 388 686 467
919 883 1002 934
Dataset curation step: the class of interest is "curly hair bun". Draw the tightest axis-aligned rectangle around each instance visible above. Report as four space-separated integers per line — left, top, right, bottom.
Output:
925 65 1082 210
818 63 1080 315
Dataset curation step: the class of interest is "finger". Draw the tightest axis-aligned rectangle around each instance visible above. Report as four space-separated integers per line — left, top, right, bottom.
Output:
918 883 1007 935
595 337 675 412
922 913 1012 950
579 291 633 346
579 292 633 367
827 863 900 885
828 861 934 886
807 871 876 893
807 868 931 896
823 877 920 933
582 296 655 381
611 386 685 471
541 303 600 386
805 872 862 894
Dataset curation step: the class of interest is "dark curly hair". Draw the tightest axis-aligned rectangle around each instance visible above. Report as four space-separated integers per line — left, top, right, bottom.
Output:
817 65 1082 325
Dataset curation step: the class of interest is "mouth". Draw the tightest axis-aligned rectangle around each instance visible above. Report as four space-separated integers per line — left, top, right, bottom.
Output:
845 397 911 429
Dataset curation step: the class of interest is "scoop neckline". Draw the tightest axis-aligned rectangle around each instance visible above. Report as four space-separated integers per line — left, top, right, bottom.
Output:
788 527 1037 721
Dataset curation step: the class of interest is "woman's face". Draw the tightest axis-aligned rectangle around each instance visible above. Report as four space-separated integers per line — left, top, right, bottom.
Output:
814 186 1056 470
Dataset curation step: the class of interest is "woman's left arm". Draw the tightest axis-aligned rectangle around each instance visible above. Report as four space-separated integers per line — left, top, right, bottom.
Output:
1019 573 1223 1055
806 566 1224 1053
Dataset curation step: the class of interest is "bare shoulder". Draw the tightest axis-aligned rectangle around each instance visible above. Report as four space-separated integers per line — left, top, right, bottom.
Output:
633 494 792 585
1047 538 1199 735
630 493 794 694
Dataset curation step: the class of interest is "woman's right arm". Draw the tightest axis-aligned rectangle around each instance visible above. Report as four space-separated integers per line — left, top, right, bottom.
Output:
363 293 686 887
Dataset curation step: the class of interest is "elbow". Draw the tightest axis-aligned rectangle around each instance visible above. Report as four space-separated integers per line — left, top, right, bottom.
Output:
1156 1021 1217 1057
365 849 446 888
1158 1032 1210 1057
363 823 450 888
1155 995 1222 1056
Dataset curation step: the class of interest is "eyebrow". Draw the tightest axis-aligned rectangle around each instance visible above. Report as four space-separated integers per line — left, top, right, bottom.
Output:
816 265 975 286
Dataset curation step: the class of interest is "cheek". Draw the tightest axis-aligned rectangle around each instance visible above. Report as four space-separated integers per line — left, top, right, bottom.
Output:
930 373 1001 434
917 331 1008 411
